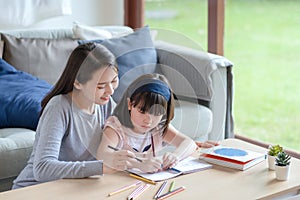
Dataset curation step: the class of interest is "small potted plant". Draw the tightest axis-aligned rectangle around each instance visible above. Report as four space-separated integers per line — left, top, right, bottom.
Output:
275 151 291 181
267 144 283 170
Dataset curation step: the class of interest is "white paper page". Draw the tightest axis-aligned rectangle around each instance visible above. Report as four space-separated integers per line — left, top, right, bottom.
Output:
174 156 212 173
127 156 212 181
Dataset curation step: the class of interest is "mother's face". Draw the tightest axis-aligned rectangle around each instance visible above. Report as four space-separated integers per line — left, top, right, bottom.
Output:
76 66 119 105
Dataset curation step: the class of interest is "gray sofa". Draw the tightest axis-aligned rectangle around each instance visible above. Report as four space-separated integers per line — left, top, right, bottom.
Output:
0 26 233 192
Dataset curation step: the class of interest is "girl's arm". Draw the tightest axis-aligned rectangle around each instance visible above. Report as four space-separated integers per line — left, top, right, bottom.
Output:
162 124 198 168
97 127 137 172
195 140 220 148
97 127 162 173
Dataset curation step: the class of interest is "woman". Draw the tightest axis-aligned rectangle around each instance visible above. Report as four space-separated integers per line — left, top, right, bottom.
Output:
12 43 128 189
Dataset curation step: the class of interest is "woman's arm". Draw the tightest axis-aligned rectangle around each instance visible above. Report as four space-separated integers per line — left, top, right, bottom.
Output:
33 100 103 181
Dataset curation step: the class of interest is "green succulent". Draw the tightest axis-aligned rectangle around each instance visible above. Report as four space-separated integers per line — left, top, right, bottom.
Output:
275 151 291 166
268 144 283 156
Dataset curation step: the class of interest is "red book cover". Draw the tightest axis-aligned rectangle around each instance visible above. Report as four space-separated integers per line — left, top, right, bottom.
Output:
199 146 266 170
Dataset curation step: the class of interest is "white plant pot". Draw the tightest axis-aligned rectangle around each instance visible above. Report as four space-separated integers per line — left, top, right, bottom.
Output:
267 155 276 170
275 164 290 181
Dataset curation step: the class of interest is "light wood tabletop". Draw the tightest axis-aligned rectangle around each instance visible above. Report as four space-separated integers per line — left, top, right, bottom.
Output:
1 138 300 200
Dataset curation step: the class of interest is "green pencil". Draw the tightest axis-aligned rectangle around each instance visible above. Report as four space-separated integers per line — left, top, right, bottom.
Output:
169 181 175 192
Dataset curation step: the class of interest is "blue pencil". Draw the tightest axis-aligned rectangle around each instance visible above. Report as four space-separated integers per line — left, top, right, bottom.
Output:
154 180 168 199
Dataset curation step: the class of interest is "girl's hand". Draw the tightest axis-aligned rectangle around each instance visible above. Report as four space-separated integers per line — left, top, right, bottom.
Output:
162 152 179 169
107 150 136 171
195 140 220 148
136 157 162 173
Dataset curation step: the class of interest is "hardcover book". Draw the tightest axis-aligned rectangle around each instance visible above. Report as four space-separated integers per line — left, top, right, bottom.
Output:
199 145 266 170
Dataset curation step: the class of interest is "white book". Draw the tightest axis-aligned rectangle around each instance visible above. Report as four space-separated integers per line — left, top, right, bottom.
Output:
199 145 266 171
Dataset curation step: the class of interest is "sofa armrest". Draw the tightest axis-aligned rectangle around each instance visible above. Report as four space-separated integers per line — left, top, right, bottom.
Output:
154 40 234 141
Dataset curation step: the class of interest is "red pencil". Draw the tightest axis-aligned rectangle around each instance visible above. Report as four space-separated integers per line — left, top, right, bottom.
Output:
156 186 186 200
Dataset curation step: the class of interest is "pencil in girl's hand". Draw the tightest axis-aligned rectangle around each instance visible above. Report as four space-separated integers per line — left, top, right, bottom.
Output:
151 134 156 157
107 145 143 162
107 145 119 151
108 181 142 196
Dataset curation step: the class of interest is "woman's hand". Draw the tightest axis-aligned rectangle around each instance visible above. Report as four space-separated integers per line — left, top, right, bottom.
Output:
162 152 179 169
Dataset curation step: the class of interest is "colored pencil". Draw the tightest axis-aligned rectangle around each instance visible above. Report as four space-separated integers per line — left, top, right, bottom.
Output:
168 181 175 192
127 183 151 200
108 181 142 196
156 186 186 200
154 180 168 199
129 173 156 185
127 184 144 200
107 145 143 162
151 134 156 157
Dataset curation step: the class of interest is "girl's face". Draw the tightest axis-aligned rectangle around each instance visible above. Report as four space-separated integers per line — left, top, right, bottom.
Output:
128 100 163 134
76 66 119 105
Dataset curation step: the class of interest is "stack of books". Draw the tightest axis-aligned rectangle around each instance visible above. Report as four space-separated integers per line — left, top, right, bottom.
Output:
199 145 266 170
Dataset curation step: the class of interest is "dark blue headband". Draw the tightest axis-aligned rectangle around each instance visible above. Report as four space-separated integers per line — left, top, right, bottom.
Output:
132 81 171 101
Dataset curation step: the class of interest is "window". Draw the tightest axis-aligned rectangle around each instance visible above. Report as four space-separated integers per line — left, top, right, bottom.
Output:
145 0 300 153
145 0 207 49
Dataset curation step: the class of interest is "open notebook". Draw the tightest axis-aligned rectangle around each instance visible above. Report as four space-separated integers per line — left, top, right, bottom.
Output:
127 156 212 182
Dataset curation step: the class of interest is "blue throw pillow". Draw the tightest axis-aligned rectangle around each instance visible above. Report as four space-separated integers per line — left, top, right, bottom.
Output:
0 59 52 130
78 26 157 102
0 58 17 73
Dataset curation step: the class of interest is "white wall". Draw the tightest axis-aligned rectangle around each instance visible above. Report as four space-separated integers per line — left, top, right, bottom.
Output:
0 0 124 30
71 0 124 26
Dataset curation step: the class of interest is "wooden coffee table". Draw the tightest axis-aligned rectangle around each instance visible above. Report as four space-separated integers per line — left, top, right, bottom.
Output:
1 139 300 200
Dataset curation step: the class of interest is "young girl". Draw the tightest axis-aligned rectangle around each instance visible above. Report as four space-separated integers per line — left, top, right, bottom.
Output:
12 43 131 189
97 73 199 173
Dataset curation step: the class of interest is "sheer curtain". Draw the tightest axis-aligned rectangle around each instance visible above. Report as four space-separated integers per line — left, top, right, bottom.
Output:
0 0 72 29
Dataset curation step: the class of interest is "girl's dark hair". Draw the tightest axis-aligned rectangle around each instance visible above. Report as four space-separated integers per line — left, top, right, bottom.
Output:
40 42 117 115
114 73 175 136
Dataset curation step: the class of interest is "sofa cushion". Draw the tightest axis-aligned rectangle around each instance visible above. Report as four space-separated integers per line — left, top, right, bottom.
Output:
0 28 73 39
0 128 35 179
79 26 157 102
72 22 113 40
0 59 52 130
1 33 78 85
172 100 212 141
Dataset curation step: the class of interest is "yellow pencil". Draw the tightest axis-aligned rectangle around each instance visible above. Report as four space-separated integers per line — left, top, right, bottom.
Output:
129 173 156 185
108 181 142 196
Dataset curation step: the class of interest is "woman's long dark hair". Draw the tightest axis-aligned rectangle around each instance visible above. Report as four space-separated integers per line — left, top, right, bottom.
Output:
40 43 118 115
